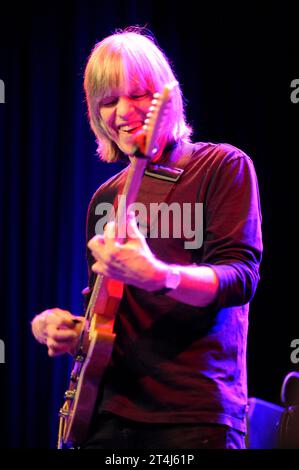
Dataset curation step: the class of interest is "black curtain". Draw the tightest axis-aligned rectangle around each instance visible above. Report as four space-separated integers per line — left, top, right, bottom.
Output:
0 0 297 448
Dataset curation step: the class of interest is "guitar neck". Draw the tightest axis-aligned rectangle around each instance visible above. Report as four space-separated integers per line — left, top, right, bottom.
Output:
116 156 148 243
84 156 148 323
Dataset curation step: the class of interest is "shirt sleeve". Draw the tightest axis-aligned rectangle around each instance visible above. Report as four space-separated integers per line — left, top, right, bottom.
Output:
201 147 263 308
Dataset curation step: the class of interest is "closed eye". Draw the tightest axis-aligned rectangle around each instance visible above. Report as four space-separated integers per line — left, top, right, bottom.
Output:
100 97 118 107
100 92 151 107
130 93 149 100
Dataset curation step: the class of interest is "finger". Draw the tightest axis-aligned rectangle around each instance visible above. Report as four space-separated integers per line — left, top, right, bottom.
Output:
126 212 144 241
88 237 108 267
53 315 81 330
104 221 118 249
91 261 109 276
91 260 124 281
46 308 77 327
50 329 79 343
87 234 105 252
47 338 72 356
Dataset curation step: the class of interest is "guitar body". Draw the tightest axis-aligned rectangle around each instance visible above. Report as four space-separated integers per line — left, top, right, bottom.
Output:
58 277 123 447
57 82 178 448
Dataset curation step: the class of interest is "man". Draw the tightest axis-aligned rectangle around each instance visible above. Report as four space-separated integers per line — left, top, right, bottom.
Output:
31 27 262 449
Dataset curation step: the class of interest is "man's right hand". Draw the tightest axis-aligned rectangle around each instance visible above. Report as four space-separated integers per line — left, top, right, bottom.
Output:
31 308 85 357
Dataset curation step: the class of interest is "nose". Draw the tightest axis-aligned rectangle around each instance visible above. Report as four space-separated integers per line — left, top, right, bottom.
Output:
116 96 135 119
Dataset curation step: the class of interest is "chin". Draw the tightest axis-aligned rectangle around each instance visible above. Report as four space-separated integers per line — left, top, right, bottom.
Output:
121 146 135 156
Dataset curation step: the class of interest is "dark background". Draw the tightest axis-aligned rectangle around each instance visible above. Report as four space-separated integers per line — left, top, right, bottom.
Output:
0 0 298 448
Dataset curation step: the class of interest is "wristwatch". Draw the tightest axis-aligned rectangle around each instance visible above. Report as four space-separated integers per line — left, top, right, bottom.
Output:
153 266 181 295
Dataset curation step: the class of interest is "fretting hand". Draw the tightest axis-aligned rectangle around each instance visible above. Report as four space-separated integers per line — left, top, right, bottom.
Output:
87 212 167 292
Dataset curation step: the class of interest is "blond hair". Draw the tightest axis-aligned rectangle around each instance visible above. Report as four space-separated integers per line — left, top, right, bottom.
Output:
84 27 192 162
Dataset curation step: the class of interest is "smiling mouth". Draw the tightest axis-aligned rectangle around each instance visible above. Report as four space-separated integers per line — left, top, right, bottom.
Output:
118 122 143 134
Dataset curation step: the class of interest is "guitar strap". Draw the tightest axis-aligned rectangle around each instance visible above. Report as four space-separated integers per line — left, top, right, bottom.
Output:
133 141 195 234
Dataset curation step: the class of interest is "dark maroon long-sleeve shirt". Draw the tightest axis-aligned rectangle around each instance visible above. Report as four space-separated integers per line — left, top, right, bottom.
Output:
86 142 263 432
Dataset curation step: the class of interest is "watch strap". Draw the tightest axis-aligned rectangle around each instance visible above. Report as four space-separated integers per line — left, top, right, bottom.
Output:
152 286 173 296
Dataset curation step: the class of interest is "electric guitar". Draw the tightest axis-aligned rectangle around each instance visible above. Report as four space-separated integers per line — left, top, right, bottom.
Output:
57 81 178 448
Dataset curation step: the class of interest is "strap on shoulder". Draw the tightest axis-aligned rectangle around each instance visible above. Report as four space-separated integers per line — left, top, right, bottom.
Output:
144 142 195 182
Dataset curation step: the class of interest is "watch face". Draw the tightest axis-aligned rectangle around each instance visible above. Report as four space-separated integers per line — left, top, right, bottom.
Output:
166 268 181 289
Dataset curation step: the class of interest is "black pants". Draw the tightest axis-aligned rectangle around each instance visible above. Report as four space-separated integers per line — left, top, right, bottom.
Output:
82 411 246 449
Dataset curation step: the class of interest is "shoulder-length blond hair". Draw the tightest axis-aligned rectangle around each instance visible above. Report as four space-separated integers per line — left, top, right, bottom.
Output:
84 27 192 162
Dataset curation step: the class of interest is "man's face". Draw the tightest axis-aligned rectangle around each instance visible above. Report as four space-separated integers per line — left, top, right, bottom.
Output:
99 87 153 156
